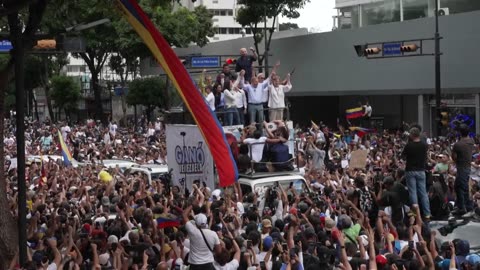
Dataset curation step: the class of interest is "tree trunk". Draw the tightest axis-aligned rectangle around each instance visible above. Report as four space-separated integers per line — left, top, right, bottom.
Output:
0 55 19 270
44 84 55 122
33 91 39 121
146 106 152 123
91 73 105 123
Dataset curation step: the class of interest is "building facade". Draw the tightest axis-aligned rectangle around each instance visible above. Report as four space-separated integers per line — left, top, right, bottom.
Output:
141 8 480 135
177 0 278 42
335 0 480 30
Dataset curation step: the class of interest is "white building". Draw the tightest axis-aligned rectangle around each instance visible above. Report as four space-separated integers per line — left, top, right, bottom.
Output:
177 0 279 42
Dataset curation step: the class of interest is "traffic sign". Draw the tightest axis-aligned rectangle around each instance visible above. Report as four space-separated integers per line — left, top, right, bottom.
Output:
0 40 13 53
383 43 401 56
191 56 220 68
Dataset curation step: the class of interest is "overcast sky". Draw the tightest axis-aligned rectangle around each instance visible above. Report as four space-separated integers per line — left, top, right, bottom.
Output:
281 0 337 32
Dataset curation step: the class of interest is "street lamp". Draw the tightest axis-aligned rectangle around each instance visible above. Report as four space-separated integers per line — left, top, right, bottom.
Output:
434 0 442 136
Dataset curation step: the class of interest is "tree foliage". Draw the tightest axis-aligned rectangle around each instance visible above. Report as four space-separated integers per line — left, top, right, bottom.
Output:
50 75 81 118
127 76 168 121
236 0 309 73
279 22 299 31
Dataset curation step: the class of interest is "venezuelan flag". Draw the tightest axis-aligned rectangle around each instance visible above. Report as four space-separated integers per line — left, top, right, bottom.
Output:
116 0 238 187
57 131 73 166
155 214 180 229
346 107 364 119
349 127 375 138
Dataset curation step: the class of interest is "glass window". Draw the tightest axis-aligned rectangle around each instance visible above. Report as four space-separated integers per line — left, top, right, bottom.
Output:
234 28 240 34
441 0 480 14
362 0 400 27
339 6 360 29
220 10 226 16
228 28 234 34
220 28 227 34
403 0 428 20
228 9 234 16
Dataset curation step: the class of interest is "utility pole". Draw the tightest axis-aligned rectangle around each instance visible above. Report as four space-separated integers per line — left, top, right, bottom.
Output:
434 0 442 137
264 7 269 77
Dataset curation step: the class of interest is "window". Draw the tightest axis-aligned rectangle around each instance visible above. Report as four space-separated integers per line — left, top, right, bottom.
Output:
246 28 252 34
213 0 218 3
228 28 234 34
234 28 240 34
362 1 400 27
220 10 226 16
220 28 227 34
227 9 233 16
213 28 220 34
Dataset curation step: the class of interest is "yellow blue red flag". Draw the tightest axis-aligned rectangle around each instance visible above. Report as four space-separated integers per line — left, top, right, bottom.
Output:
57 131 73 166
115 0 238 187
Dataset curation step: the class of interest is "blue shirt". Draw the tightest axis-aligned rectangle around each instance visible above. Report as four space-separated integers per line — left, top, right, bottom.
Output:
243 80 269 104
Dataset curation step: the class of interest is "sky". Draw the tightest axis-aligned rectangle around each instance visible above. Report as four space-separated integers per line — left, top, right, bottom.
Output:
281 0 337 33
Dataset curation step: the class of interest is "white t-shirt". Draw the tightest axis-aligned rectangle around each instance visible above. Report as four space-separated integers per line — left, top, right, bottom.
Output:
213 258 239 270
147 128 155 137
185 221 220 265
364 105 372 117
243 137 267 162
61 126 71 139
109 123 118 136
206 92 216 111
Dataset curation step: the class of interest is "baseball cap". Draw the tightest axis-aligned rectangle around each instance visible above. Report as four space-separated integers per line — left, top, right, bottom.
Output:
262 219 272 228
466 254 480 266
324 217 335 231
194 213 208 228
101 196 110 207
263 236 273 250
107 235 118 244
376 255 388 266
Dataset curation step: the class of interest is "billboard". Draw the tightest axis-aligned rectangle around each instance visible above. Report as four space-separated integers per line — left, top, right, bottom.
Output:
166 124 215 191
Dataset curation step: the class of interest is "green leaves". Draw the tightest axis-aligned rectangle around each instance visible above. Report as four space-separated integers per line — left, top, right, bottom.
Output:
127 76 168 109
50 75 81 111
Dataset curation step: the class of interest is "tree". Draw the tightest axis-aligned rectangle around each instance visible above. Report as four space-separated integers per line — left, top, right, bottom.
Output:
279 22 299 31
50 75 81 120
236 0 309 75
0 0 49 268
24 54 69 121
108 1 214 124
127 77 169 121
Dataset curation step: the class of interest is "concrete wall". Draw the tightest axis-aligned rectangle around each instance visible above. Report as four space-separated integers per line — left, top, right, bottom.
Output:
141 10 480 96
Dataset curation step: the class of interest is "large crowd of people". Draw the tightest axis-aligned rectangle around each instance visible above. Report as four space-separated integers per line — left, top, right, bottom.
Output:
3 49 480 270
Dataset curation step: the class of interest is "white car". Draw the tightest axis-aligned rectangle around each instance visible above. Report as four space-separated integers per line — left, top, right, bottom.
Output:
125 164 170 185
238 172 311 198
101 159 138 172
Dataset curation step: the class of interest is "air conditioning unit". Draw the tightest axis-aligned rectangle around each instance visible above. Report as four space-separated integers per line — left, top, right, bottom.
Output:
438 8 450 16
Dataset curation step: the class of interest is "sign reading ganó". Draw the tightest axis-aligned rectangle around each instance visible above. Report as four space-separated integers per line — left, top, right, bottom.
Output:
166 125 214 190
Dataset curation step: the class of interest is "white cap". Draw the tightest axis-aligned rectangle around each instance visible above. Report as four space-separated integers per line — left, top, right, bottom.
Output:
194 214 208 228
211 189 221 200
108 235 119 244
99 253 110 266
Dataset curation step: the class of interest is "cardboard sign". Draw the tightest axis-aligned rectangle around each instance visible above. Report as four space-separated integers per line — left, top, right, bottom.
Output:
349 149 368 169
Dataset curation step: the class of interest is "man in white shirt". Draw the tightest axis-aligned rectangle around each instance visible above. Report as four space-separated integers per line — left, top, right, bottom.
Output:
61 123 71 139
239 71 270 125
242 129 267 162
183 206 221 270
109 121 118 137
268 74 292 121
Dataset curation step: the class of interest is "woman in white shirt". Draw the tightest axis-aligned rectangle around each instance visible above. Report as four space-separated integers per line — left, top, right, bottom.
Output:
205 86 216 112
267 74 292 121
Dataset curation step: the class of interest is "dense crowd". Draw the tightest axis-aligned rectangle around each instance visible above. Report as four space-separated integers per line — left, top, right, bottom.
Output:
3 49 480 270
